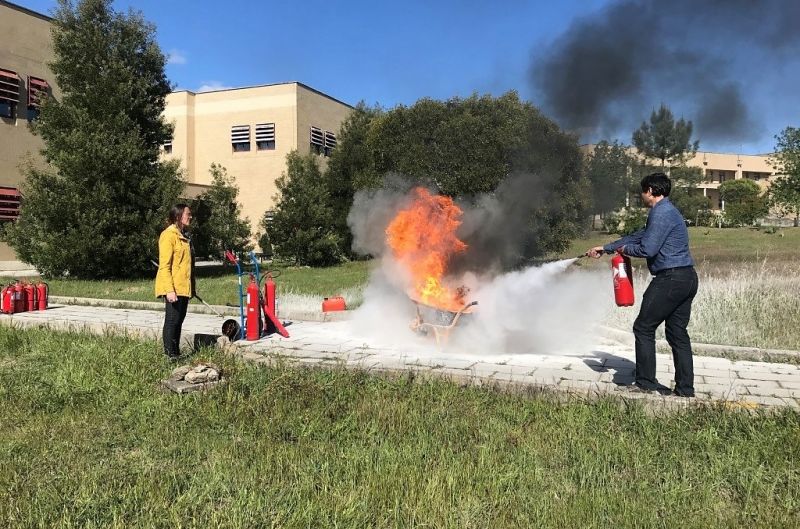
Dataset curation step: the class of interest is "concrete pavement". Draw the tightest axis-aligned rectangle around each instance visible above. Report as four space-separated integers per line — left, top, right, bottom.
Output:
2 303 799 410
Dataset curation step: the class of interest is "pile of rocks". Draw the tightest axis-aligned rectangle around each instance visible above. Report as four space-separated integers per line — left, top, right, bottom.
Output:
161 362 223 394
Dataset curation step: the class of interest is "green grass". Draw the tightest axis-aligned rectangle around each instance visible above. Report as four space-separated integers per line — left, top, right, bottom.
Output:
22 260 371 307
1 326 799 528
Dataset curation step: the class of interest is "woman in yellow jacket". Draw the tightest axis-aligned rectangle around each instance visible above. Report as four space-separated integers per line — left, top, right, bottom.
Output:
155 204 195 359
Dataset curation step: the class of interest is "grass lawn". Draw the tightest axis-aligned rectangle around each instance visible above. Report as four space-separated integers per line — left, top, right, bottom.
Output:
24 260 371 307
2 326 799 528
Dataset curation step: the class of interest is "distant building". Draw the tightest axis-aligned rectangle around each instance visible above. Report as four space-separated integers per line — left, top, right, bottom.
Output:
162 83 354 237
582 144 781 214
0 0 57 261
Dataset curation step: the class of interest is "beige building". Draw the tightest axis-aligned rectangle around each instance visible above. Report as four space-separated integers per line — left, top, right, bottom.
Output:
582 144 781 214
0 0 56 260
162 83 354 241
685 150 775 211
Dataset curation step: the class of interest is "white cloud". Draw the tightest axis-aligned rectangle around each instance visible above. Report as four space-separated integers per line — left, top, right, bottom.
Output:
196 81 234 93
166 49 187 65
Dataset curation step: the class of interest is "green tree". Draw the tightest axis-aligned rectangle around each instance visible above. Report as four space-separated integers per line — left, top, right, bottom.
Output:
4 0 183 278
768 127 800 226
323 102 381 257
190 164 252 258
668 165 712 222
265 152 342 266
632 104 699 167
586 140 634 221
719 179 768 226
331 91 590 262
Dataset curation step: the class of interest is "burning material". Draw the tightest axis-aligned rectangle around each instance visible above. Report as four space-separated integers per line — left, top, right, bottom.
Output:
385 187 469 312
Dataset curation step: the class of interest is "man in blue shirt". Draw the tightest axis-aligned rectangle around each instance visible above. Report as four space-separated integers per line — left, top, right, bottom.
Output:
588 172 698 397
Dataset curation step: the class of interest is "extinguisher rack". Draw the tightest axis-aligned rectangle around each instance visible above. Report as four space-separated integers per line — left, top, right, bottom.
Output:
249 251 290 338
224 250 290 341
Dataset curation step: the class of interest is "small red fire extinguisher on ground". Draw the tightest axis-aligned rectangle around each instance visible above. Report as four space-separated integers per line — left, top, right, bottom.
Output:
36 282 48 311
246 274 262 341
13 281 25 313
611 249 634 307
24 282 36 312
1 284 12 314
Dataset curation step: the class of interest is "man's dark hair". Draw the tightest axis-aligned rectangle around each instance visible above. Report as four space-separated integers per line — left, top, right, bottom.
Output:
640 172 671 197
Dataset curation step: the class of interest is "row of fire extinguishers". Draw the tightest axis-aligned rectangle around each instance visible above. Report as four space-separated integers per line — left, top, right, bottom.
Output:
1 281 49 314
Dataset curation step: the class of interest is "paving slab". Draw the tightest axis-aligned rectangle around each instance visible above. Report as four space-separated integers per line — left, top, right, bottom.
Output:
2 303 799 409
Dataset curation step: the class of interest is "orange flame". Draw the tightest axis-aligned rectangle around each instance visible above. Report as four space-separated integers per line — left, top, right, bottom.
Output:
385 187 467 311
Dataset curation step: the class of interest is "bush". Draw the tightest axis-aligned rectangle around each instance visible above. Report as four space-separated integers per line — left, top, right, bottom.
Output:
265 152 343 266
719 179 769 226
603 208 648 236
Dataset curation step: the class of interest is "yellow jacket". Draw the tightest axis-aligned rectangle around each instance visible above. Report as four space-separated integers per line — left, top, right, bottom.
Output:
154 225 194 298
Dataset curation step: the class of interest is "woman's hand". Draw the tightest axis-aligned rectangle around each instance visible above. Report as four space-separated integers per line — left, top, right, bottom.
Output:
166 291 177 303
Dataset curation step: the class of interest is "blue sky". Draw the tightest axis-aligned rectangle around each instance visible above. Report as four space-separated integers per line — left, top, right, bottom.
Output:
15 0 799 154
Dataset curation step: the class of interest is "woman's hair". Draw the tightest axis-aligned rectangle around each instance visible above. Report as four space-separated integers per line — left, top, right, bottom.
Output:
167 203 190 227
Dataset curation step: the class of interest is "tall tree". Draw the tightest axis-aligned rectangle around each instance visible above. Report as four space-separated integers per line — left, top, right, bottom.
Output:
586 140 634 219
719 179 768 226
323 102 381 257
632 104 699 167
264 152 342 266
768 126 800 226
4 0 183 278
331 91 590 265
190 164 252 258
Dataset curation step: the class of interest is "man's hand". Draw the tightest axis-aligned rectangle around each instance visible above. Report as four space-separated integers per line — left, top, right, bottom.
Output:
166 291 177 303
587 246 605 259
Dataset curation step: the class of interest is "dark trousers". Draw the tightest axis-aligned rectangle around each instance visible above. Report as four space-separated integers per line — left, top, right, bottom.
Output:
632 267 698 395
163 296 189 357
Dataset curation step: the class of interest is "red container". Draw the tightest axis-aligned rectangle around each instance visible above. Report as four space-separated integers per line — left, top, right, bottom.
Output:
322 296 346 312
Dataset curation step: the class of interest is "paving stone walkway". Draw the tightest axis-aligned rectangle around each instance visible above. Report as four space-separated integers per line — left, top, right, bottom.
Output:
3 303 799 410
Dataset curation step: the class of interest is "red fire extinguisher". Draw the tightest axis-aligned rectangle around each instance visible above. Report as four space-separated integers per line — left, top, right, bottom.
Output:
264 272 276 318
36 282 48 311
13 281 25 313
246 274 262 341
24 282 36 312
1 284 12 314
611 250 634 307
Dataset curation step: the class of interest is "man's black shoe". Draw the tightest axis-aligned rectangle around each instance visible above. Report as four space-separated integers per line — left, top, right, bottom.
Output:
626 382 656 394
673 390 695 398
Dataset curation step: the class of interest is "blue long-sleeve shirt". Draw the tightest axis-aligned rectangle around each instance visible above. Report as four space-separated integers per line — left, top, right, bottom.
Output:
603 198 694 274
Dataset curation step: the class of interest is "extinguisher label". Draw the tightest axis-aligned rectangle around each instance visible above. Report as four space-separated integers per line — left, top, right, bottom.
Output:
615 263 628 279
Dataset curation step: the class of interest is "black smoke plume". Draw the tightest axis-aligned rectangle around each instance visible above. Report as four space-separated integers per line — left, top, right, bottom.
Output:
530 0 800 148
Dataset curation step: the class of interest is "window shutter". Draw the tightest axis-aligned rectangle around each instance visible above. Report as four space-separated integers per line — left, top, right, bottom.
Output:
27 76 49 109
324 131 336 150
231 125 250 145
310 126 324 146
0 69 20 104
0 187 21 221
255 123 275 142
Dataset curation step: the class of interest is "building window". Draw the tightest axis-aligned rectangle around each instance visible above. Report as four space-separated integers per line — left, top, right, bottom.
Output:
256 122 276 150
0 68 20 119
231 125 251 152
324 131 336 157
310 126 324 155
163 139 173 154
0 187 21 222
27 75 49 117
